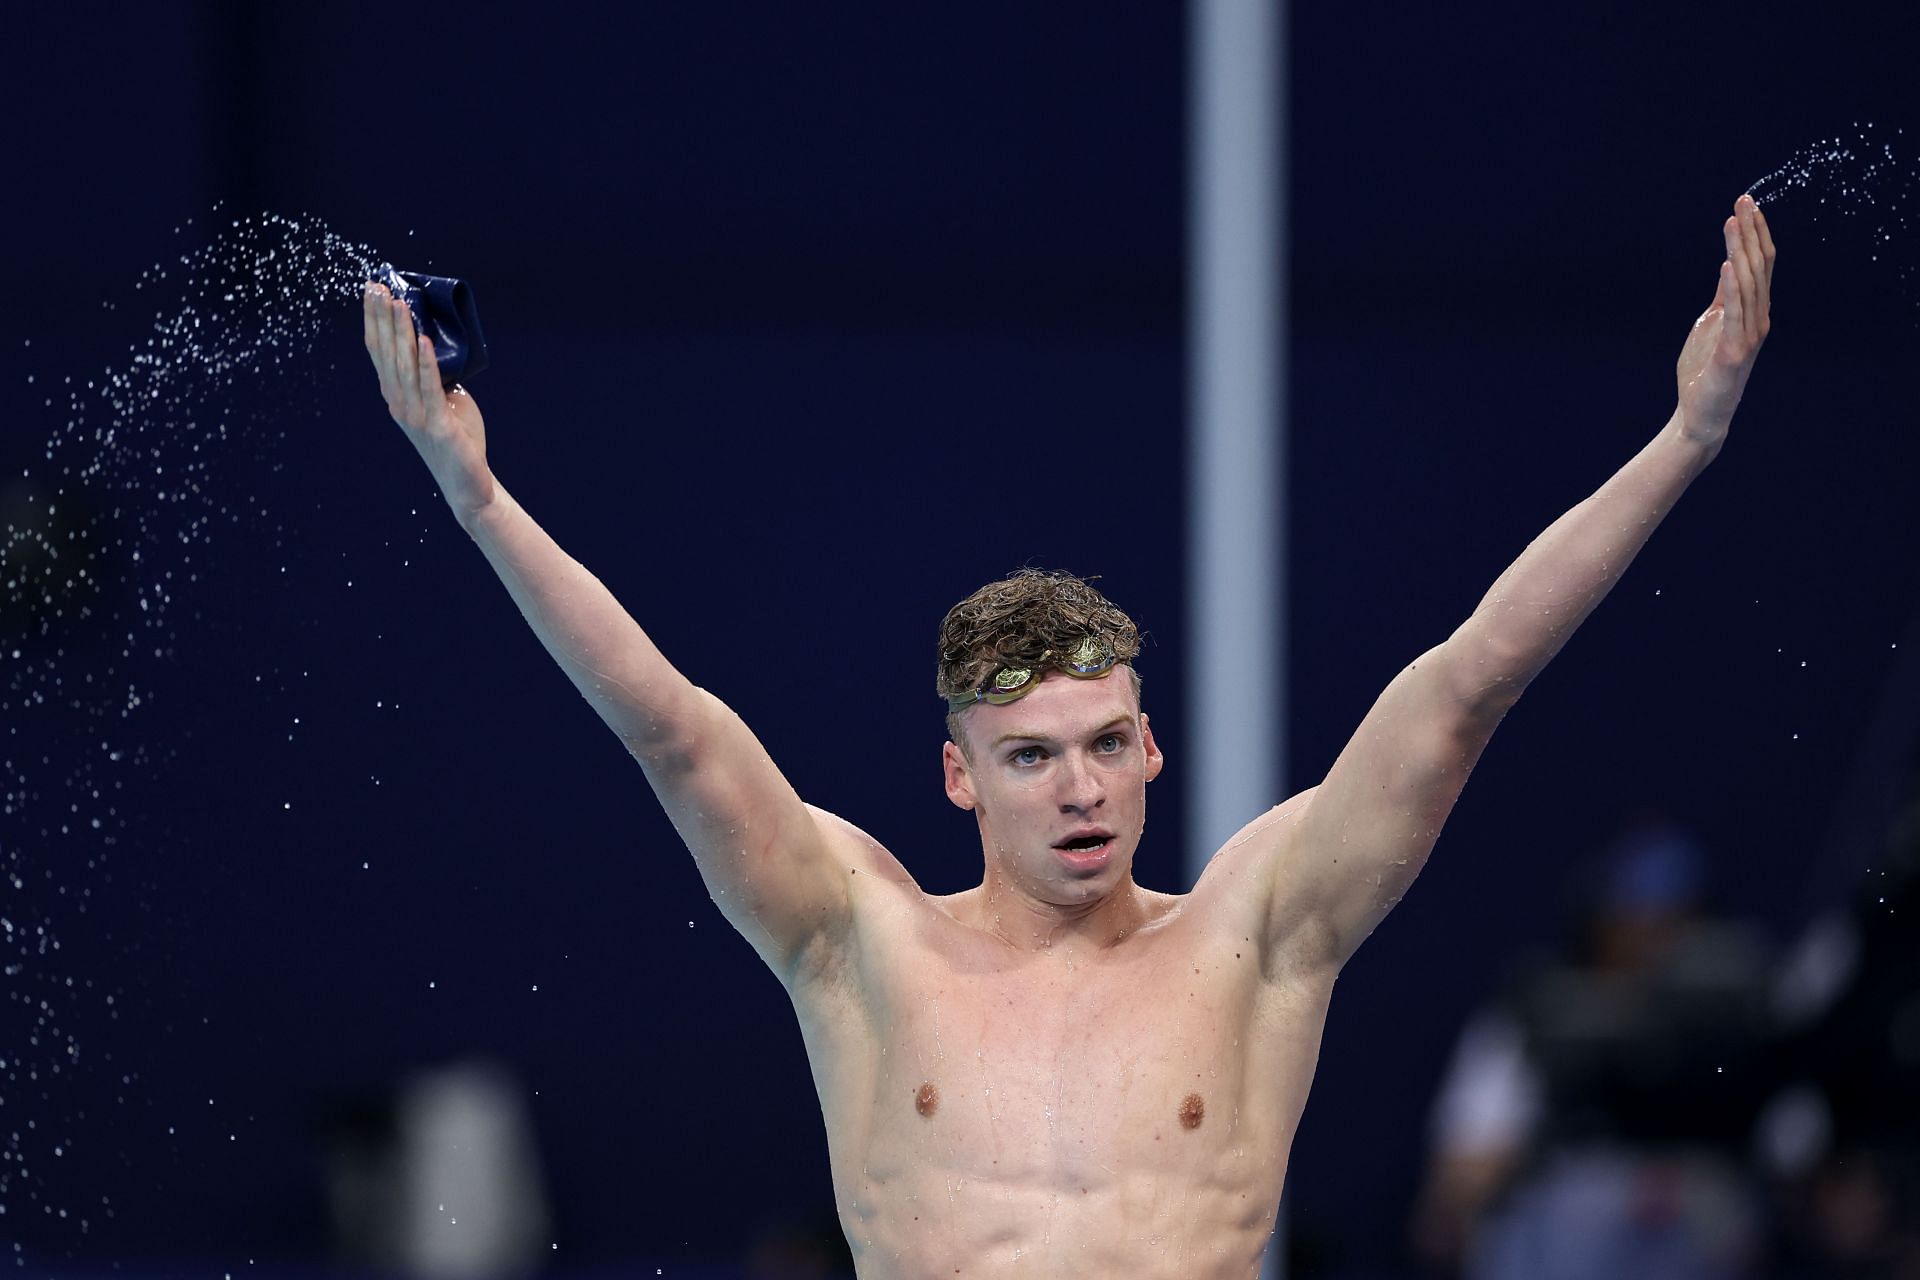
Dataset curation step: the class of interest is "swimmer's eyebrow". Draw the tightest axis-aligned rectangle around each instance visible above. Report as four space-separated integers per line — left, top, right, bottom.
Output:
990 715 1133 751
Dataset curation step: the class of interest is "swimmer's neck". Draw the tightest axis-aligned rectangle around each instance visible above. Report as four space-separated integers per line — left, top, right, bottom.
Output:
959 867 1160 957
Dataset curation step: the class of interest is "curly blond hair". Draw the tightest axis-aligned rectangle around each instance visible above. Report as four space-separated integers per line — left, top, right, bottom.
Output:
938 568 1143 750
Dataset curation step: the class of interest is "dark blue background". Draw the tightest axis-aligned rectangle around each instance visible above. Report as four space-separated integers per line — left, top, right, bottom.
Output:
3 2 1914 1273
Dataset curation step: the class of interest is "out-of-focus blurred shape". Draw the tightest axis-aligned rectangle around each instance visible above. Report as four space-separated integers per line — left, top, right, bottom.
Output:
325 1058 551 1278
1757 745 1920 1275
1411 814 1770 1279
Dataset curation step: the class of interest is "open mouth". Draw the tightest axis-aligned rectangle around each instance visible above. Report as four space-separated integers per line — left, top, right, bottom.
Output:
1055 835 1113 854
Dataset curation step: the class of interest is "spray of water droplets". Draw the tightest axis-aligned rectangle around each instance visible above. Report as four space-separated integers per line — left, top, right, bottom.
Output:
1 208 388 1242
1747 121 1919 316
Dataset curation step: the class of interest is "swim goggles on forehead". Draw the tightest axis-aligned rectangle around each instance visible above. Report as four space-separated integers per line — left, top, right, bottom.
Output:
946 635 1120 710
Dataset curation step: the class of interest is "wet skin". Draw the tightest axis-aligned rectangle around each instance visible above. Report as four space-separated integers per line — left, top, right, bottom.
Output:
784 673 1330 1278
361 194 1777 1279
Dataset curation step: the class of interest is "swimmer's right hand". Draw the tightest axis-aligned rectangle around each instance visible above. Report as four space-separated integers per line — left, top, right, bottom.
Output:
364 281 497 522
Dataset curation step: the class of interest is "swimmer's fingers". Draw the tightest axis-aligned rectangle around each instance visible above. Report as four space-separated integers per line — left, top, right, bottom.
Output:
363 283 402 408
1732 198 1762 345
360 283 379 361
389 296 433 429
1729 195 1770 352
1721 217 1747 343
1708 252 1730 314
369 285 410 416
412 331 447 417
1755 204 1777 288
378 292 421 426
1749 202 1775 339
380 293 459 435
378 293 414 424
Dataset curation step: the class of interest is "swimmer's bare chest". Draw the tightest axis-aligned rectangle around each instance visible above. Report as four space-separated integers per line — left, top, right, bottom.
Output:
783 860 1338 1279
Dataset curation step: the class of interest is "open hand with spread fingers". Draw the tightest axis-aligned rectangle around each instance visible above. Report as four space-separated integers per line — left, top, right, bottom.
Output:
1675 193 1776 445
363 281 497 522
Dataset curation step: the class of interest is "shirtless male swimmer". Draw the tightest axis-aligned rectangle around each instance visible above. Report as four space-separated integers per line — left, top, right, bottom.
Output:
362 195 1774 1278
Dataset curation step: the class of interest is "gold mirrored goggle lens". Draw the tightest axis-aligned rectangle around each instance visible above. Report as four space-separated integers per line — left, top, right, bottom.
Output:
978 666 1041 705
946 639 1120 710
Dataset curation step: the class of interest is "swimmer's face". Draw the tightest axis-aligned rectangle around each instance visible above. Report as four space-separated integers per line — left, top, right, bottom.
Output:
941 668 1162 901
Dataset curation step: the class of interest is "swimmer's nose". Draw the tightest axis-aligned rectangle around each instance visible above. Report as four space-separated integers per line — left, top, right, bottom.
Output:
1056 754 1106 814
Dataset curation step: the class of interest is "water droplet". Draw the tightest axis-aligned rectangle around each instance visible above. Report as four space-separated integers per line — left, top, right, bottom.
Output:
1747 123 1920 318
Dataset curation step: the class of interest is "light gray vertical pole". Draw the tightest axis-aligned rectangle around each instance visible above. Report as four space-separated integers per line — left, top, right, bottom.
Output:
1188 1 1287 1276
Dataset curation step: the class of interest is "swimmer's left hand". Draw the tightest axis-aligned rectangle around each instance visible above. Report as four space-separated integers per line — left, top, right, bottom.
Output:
1675 193 1775 445
364 281 496 522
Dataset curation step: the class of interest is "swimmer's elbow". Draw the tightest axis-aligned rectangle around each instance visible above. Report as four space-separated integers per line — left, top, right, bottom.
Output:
619 686 729 773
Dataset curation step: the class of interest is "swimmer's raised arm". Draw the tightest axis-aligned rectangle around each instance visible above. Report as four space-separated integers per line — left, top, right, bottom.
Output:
1258 195 1775 975
362 283 886 984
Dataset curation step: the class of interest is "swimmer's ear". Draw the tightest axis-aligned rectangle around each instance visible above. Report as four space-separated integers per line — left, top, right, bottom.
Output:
942 739 977 810
1141 714 1164 782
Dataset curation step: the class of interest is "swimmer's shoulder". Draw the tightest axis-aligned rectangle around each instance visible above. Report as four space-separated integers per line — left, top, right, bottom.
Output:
804 804 922 893
1177 787 1319 927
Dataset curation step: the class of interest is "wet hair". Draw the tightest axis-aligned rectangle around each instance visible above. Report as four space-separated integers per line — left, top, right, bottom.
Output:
938 568 1143 752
